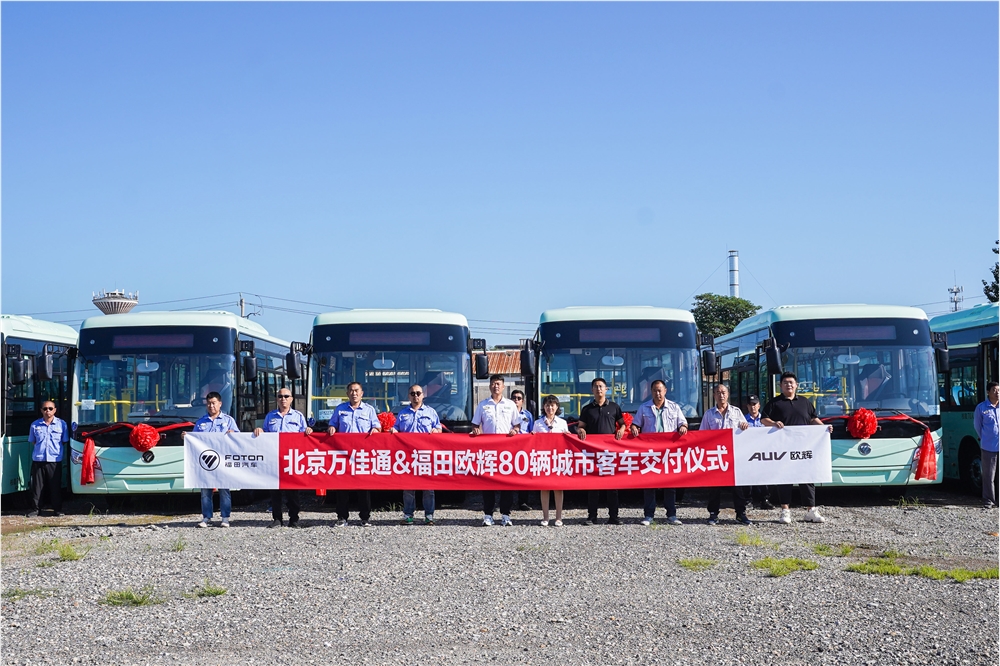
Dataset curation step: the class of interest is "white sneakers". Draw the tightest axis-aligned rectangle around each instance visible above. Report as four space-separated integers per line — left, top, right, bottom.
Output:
197 521 209 528
777 507 826 524
540 520 549 527
553 520 563 528
804 507 826 523
500 514 513 527
482 515 495 527
640 517 653 526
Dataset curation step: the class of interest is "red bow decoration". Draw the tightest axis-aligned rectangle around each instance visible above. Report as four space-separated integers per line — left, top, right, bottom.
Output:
377 411 396 432
78 421 193 485
823 411 937 482
622 413 634 431
847 408 878 439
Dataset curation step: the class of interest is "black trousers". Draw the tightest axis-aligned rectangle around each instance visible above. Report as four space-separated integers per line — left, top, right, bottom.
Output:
587 490 619 521
336 490 371 521
30 461 62 513
483 491 513 516
777 483 816 508
707 486 748 516
270 490 300 523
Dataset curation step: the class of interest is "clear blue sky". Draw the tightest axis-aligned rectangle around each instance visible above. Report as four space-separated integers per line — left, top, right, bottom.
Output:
3 2 997 345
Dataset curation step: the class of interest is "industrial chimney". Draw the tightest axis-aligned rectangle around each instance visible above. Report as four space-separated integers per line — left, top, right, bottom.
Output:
93 289 139 315
728 250 740 298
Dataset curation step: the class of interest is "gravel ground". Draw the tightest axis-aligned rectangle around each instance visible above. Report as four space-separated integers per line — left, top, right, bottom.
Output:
1 488 997 665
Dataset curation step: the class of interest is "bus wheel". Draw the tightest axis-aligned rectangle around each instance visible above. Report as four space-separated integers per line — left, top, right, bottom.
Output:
959 440 983 497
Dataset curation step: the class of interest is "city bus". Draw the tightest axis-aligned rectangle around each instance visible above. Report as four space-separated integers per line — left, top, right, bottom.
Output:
930 303 999 494
69 311 303 495
519 306 716 426
713 304 946 487
305 309 488 433
2 315 78 496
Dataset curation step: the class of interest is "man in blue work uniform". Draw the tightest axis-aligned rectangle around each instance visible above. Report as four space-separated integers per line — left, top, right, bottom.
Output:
510 388 535 511
191 391 240 528
26 400 69 517
394 383 441 525
256 388 312 527
328 381 381 526
973 381 1000 509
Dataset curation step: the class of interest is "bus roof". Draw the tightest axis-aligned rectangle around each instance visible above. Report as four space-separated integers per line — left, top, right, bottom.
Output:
728 304 930 336
929 303 999 333
313 309 470 328
539 306 695 325
79 311 287 345
0 315 78 346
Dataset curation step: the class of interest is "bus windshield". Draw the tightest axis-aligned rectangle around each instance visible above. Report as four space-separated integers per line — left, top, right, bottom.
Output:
783 345 938 417
78 352 236 424
313 350 471 423
540 348 702 419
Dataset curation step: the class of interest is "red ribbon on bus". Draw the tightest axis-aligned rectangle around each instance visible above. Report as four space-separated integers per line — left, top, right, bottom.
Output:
78 421 193 485
821 413 937 481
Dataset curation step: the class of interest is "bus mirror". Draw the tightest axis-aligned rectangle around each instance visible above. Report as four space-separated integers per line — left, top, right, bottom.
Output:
702 350 718 376
373 357 395 371
520 349 535 378
475 354 490 380
136 359 159 374
36 350 54 382
935 348 949 374
10 359 28 385
765 341 783 375
601 353 625 367
286 352 302 380
243 356 258 383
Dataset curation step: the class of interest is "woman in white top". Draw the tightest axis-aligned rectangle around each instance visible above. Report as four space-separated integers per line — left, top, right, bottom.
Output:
532 395 569 526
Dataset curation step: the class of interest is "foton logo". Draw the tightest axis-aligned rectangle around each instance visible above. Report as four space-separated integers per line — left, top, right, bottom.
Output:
200 450 220 471
748 452 787 461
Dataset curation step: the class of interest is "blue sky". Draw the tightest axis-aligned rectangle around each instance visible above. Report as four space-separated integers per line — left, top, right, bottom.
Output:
3 2 997 345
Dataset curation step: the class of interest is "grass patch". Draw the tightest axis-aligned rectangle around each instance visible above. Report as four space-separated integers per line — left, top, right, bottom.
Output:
57 542 90 562
33 539 59 555
170 536 187 552
678 558 717 572
751 557 819 577
812 543 856 557
732 529 776 549
896 495 923 508
845 553 999 582
2 587 54 603
101 586 164 607
184 579 227 598
515 544 550 553
881 549 906 559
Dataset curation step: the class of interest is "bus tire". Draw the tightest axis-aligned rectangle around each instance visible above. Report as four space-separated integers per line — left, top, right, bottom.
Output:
958 439 983 497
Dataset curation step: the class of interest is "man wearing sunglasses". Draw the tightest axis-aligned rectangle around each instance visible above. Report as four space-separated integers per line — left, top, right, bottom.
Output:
510 389 535 512
393 384 442 525
26 400 68 517
256 389 312 528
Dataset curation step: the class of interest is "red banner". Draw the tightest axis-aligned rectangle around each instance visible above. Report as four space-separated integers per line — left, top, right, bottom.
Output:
277 431 735 490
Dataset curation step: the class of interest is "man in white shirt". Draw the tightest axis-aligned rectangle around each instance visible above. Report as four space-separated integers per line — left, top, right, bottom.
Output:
470 375 521 526
630 379 688 526
700 384 751 526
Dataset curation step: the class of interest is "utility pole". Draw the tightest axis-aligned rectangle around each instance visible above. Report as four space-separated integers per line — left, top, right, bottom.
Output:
948 276 964 312
239 293 246 318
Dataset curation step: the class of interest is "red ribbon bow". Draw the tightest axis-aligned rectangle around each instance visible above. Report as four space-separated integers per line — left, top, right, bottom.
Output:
78 421 193 485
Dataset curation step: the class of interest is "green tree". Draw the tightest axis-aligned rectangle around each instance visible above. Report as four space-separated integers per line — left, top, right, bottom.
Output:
983 240 999 303
691 293 761 338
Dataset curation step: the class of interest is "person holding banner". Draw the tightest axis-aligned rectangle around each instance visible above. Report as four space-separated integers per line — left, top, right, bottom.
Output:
394 384 442 525
577 377 627 525
532 395 570 526
745 396 776 511
255 389 312 528
471 375 521 526
630 379 686 526
191 392 239 528
700 384 751 526
510 389 535 512
761 372 833 525
328 382 381 527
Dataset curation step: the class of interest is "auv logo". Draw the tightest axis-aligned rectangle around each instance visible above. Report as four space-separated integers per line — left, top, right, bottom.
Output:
200 450 221 471
748 452 787 461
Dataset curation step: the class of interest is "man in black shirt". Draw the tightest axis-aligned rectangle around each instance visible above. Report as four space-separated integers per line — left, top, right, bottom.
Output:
576 377 626 525
761 371 834 525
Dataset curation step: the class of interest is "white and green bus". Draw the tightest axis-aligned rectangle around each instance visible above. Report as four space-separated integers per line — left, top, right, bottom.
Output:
520 307 716 426
714 304 946 487
305 310 489 433
69 311 303 495
930 303 999 494
2 316 78 496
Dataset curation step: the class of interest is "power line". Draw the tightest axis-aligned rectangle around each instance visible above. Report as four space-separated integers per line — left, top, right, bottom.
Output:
23 292 242 316
676 257 728 308
738 259 779 308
